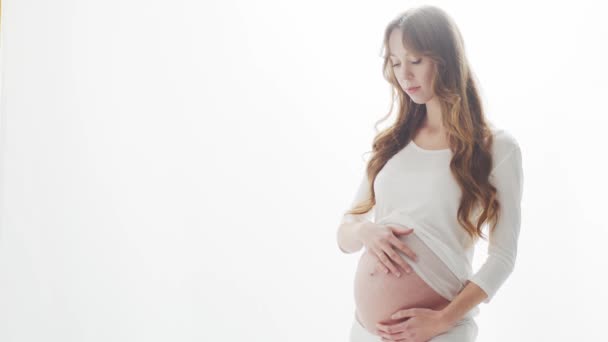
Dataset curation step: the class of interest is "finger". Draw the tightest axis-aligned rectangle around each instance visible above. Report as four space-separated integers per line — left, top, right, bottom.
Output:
379 335 399 342
390 226 415 235
376 330 398 340
373 246 401 276
388 235 419 261
384 244 412 273
391 308 420 320
378 330 405 342
388 330 410 341
375 261 388 275
380 336 407 342
370 247 390 274
377 321 408 335
385 333 408 342
380 243 413 274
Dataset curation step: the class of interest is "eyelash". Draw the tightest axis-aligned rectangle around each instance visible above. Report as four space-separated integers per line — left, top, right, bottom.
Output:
392 60 421 67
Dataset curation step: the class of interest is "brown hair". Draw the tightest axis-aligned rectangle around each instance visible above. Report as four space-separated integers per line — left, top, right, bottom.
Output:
346 5 499 243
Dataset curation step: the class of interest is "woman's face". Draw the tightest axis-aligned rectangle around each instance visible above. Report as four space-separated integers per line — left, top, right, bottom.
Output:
388 29 435 104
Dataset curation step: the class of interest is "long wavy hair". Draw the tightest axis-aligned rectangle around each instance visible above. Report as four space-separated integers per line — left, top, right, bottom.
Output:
346 5 500 243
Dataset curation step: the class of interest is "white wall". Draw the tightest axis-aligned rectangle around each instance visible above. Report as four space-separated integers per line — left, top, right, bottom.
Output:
0 0 606 341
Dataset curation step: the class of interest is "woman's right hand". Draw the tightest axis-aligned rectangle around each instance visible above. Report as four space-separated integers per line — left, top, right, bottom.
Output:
356 221 419 277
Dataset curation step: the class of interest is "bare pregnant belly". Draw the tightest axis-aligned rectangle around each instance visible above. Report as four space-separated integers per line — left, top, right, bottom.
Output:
353 237 452 333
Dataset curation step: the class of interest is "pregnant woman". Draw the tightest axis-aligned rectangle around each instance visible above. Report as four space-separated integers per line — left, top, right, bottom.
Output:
336 5 524 342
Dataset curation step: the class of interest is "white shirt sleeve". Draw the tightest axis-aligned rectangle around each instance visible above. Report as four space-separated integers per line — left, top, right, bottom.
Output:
341 171 375 224
468 144 524 303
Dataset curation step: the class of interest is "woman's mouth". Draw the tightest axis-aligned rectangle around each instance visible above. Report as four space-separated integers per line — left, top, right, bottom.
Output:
406 86 420 93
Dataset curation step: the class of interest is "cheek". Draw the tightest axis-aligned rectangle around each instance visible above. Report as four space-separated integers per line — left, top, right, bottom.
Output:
422 69 434 85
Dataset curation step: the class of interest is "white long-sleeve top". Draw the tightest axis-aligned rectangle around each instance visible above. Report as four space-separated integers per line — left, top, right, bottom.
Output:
342 128 523 304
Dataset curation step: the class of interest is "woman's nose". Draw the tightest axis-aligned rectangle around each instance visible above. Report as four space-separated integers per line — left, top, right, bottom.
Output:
399 65 413 81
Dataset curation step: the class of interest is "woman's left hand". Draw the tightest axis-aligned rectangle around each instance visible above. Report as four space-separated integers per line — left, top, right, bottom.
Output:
375 308 454 342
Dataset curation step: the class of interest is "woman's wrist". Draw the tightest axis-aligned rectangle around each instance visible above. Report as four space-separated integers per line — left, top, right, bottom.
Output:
438 308 459 326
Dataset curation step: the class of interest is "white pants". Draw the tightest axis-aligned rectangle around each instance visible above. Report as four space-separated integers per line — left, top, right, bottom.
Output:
349 311 478 342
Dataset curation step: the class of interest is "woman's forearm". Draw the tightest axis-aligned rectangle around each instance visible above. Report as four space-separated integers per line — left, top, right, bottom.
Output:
440 280 488 324
337 220 366 253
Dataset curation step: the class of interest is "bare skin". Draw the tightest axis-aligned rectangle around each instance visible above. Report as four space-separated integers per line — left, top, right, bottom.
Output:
389 28 448 142
354 247 452 334
413 126 449 150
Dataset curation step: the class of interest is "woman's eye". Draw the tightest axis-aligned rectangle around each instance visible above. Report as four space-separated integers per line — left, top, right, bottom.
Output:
392 59 421 67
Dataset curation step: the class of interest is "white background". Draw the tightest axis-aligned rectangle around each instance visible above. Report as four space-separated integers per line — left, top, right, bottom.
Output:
0 0 606 341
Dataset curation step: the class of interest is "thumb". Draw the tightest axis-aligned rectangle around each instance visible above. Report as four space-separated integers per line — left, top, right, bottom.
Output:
390 226 414 235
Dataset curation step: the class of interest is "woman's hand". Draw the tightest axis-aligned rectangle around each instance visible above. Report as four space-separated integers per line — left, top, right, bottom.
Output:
356 222 419 277
375 308 454 342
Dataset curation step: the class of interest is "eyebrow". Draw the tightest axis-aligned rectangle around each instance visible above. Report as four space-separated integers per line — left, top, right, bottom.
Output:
389 53 416 57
